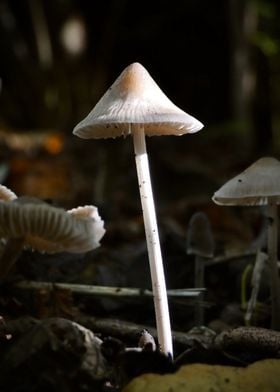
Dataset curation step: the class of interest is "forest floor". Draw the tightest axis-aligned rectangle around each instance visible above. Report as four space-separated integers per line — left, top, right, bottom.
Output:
0 125 280 391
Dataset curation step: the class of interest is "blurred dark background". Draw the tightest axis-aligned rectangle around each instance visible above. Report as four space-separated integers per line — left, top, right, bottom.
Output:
0 0 280 305
1 0 280 198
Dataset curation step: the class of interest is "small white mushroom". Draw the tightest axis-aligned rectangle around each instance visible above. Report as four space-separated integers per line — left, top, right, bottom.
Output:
212 157 280 330
0 197 105 279
73 62 204 357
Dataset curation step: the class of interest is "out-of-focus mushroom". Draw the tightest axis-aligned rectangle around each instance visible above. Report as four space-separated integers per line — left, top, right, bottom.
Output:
0 184 17 201
212 157 280 330
187 211 215 326
73 62 204 357
0 197 105 279
0 185 18 265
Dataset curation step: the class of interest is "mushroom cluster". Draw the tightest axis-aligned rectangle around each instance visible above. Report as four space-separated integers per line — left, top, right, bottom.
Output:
73 62 204 357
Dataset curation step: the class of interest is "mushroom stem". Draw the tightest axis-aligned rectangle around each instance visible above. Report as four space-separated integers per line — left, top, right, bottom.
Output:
0 238 25 279
194 256 206 325
266 202 280 330
132 126 173 357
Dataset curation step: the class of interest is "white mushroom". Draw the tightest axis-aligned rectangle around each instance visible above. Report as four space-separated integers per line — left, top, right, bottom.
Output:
212 157 280 330
0 197 105 279
73 62 204 357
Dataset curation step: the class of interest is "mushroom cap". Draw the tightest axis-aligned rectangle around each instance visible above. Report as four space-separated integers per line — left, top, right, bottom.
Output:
212 157 280 206
0 199 105 253
73 62 204 139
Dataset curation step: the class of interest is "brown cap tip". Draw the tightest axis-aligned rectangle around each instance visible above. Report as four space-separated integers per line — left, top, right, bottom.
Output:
73 62 203 139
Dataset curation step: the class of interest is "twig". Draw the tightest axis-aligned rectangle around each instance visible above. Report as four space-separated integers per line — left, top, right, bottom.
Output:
75 315 210 350
0 315 211 352
28 0 53 68
15 280 205 298
211 250 257 265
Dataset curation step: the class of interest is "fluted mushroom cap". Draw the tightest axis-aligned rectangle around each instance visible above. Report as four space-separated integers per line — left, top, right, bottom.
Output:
213 157 280 206
73 62 203 139
0 199 105 253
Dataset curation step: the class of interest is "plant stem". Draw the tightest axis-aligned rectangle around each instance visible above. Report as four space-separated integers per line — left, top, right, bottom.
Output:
194 256 206 325
245 251 267 326
267 202 280 330
132 126 173 357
